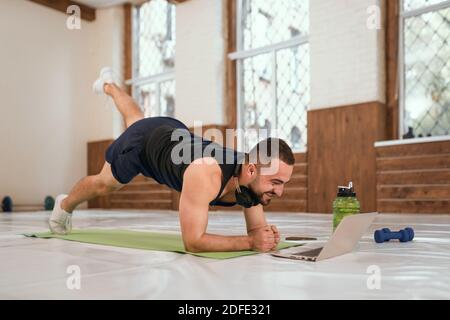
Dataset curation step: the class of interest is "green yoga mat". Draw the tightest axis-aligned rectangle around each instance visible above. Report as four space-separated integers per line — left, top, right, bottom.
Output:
24 229 302 259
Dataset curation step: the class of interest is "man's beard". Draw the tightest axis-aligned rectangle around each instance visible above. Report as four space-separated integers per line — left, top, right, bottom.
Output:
260 197 271 206
253 190 274 206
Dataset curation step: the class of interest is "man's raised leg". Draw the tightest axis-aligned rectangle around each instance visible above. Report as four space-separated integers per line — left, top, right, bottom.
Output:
105 83 144 129
93 67 145 128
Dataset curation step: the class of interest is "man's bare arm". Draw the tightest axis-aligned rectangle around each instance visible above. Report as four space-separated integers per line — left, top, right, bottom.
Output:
179 160 253 253
243 205 267 233
244 205 280 249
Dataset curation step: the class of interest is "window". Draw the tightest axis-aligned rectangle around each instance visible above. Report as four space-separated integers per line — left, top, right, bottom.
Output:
400 0 450 138
230 0 310 152
128 0 176 118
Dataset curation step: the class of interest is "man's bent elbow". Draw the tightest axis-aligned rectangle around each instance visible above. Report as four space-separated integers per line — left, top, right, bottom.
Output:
183 240 202 253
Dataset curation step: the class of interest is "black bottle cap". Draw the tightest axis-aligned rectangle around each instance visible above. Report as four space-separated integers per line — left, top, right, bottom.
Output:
337 182 356 197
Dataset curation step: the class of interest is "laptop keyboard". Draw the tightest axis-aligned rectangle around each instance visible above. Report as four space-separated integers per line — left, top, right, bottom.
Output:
293 247 323 257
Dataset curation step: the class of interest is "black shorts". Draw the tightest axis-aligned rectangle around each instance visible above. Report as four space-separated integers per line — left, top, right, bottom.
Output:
105 117 188 184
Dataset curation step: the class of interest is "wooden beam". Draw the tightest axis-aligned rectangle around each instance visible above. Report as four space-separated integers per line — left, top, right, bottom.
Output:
377 169 450 185
377 185 450 200
28 0 96 21
225 0 237 130
386 0 400 140
167 0 190 4
124 3 133 95
376 140 450 157
377 153 450 171
377 200 450 214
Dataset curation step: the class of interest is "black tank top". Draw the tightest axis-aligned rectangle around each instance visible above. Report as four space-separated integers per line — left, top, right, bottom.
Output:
139 125 246 207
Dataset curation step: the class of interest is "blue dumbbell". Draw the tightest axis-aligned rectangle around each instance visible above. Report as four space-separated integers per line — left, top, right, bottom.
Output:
2 196 13 212
374 227 414 243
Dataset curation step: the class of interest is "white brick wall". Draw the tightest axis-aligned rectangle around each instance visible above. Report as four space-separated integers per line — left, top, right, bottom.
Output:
310 0 386 110
175 0 226 127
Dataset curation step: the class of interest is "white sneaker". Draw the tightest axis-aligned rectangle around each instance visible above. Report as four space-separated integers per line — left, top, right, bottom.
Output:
48 194 72 235
92 67 114 95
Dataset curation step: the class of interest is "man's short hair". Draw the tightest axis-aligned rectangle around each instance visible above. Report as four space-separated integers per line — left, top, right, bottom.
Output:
247 138 295 166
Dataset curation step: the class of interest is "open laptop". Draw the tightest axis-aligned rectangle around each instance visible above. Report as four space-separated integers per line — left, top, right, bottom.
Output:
272 212 378 262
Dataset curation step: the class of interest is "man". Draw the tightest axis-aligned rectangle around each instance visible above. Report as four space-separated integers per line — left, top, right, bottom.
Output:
49 68 295 253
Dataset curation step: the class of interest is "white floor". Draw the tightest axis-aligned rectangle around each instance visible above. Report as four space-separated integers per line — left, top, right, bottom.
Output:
0 210 449 299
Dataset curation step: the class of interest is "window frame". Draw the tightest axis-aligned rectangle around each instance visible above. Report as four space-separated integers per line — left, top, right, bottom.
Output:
228 0 310 153
398 0 450 138
125 1 176 117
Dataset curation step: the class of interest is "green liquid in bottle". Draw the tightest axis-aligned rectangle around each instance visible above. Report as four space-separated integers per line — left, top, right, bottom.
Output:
332 182 360 231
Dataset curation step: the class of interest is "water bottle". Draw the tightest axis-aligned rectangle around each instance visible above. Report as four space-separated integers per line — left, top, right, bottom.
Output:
332 182 360 231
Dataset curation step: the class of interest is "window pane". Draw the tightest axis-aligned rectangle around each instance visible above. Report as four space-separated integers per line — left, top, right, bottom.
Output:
160 80 175 118
276 45 310 150
239 1 310 151
136 0 176 78
241 0 309 50
241 53 273 152
136 83 157 118
135 80 175 118
240 45 310 152
404 0 448 11
403 7 450 137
